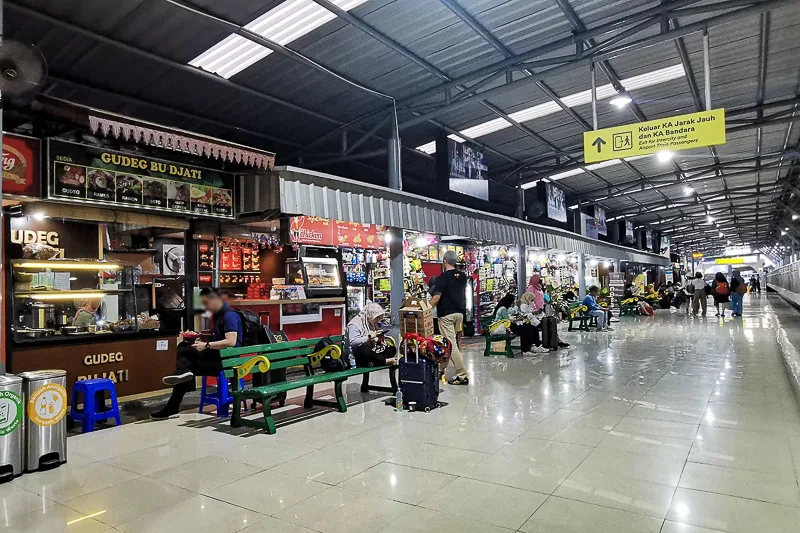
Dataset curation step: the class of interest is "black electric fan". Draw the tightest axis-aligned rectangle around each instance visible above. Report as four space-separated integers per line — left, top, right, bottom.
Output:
0 40 47 102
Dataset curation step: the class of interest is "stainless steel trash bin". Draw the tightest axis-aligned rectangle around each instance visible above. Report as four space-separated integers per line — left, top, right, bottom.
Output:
21 370 68 471
0 374 24 480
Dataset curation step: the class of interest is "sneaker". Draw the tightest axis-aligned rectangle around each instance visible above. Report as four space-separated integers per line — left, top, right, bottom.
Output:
448 376 469 385
531 345 549 353
162 371 193 386
150 408 180 421
603 326 614 331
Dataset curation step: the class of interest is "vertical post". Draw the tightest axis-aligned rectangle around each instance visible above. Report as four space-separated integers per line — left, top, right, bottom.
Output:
0 0 5 373
703 29 712 111
341 130 348 154
578 252 587 298
388 227 404 335
516 183 525 220
388 105 402 190
516 244 526 295
590 63 598 130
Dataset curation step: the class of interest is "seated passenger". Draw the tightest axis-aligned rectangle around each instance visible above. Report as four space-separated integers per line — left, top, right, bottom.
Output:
583 286 612 332
494 293 547 354
347 302 398 368
152 287 241 420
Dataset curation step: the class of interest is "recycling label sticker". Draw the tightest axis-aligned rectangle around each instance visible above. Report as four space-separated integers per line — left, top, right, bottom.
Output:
27 383 67 427
0 390 23 436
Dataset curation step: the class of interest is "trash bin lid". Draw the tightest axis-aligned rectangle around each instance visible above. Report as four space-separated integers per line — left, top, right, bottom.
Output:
0 374 23 385
18 370 67 380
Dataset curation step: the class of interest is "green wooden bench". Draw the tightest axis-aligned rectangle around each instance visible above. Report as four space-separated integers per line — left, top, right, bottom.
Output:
479 316 518 358
220 336 389 434
566 303 597 331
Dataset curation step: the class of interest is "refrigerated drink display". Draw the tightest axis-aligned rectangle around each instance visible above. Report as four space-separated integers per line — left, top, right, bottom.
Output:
346 285 366 321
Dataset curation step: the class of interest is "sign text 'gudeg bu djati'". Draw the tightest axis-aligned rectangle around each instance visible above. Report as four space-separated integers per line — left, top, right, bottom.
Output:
47 139 236 218
583 109 726 163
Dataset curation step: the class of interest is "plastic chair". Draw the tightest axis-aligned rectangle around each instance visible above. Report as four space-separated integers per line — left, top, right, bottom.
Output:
70 379 122 433
199 372 246 417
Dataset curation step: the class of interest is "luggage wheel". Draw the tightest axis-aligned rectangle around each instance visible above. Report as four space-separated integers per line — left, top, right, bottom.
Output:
424 407 431 413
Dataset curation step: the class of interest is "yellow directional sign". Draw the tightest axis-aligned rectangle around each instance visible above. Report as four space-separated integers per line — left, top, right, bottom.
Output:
583 108 726 163
715 257 745 265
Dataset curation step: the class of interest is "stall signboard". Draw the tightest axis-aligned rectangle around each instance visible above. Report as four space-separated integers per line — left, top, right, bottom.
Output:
546 183 567 223
289 216 386 249
609 272 625 309
448 138 489 201
47 140 235 218
3 133 40 197
596 206 607 236
583 108 726 163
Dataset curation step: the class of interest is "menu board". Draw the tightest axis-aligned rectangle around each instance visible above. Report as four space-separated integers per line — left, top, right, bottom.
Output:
48 140 235 218
289 216 386 249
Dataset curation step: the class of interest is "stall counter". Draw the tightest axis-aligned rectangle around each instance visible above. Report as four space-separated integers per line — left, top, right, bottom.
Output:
232 297 346 339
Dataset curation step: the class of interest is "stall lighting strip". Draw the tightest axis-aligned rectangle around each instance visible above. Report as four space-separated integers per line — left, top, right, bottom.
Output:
189 0 371 79
415 64 686 154
16 262 121 270
25 292 108 300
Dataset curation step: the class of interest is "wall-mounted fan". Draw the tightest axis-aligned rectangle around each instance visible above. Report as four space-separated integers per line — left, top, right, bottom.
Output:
0 40 47 103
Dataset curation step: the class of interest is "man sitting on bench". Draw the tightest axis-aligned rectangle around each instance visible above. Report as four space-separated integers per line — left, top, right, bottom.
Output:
347 302 399 367
151 287 243 420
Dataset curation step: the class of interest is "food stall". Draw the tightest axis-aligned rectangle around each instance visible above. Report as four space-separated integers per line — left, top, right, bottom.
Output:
4 132 259 398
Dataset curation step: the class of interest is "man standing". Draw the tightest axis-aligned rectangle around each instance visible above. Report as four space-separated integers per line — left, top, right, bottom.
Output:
430 251 469 385
151 287 243 420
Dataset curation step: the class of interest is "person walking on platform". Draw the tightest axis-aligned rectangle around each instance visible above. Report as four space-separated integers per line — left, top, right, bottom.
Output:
729 270 745 317
711 272 730 317
430 251 469 385
691 272 708 317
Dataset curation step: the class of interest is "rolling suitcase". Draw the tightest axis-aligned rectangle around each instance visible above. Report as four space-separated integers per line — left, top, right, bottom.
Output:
541 316 558 350
398 339 440 412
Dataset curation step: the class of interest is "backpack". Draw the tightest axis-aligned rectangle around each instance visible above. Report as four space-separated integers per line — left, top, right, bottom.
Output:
715 281 729 296
236 309 263 346
316 336 349 372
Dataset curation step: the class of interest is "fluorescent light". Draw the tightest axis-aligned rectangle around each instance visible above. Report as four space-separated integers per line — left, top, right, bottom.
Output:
707 215 714 223
609 95 632 108
684 185 694 195
416 64 685 153
27 292 108 300
785 227 790 231
657 150 674 162
190 0 371 78
17 261 121 270
781 230 787 235
32 212 46 221
793 215 799 221
546 168 584 181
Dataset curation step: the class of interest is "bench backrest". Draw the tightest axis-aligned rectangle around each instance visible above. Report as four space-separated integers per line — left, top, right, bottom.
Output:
219 336 344 379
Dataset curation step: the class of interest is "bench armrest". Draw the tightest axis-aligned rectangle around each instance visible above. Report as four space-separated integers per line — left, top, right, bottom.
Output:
309 344 342 365
234 355 271 379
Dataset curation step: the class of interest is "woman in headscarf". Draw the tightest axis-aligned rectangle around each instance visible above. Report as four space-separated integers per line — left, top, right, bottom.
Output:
711 272 730 317
347 301 398 367
528 273 545 312
494 293 547 354
729 270 745 317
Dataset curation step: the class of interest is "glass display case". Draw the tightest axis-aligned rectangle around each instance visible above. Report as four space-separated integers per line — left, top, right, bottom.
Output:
10 259 147 343
285 257 343 297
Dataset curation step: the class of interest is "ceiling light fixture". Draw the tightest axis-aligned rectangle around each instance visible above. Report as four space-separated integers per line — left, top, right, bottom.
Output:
656 150 674 163
683 185 694 196
417 64 686 154
707 215 714 223
609 95 633 108
190 0 371 78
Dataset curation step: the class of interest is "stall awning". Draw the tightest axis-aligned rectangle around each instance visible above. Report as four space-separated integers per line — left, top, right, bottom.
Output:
251 166 668 265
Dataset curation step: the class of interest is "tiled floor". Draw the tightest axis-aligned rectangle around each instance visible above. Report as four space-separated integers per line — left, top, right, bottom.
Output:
6 294 800 532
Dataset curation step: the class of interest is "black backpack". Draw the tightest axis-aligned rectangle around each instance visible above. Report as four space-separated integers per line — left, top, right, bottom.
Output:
316 336 349 372
235 309 263 346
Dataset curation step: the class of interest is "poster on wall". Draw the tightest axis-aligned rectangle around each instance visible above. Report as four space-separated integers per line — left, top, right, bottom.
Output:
3 133 40 197
646 231 653 250
596 206 607 236
546 183 567 223
448 139 489 201
660 236 671 258
47 140 235 218
625 220 634 242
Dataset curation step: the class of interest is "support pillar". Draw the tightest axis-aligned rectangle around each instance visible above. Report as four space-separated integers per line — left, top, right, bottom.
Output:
388 109 402 190
578 252 587 298
388 227 404 335
517 244 526 295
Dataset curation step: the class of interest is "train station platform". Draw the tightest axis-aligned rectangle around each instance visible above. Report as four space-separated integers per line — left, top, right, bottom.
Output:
4 294 800 533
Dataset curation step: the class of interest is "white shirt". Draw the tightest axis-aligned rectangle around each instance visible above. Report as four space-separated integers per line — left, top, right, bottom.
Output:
691 278 707 292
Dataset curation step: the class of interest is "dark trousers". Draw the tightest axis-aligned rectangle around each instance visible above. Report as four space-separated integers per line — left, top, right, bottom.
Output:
165 341 222 412
353 343 397 368
511 323 540 352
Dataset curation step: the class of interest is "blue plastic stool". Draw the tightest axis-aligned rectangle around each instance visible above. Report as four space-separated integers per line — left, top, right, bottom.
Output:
70 379 122 433
199 372 246 417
